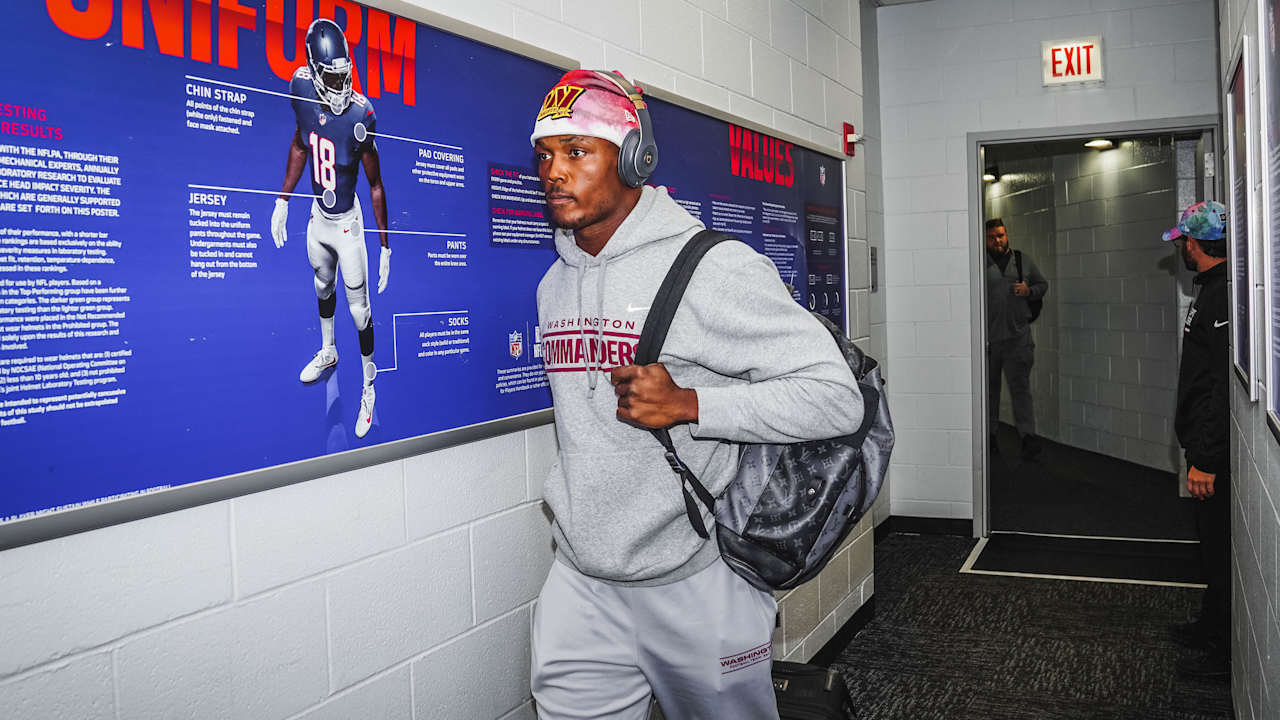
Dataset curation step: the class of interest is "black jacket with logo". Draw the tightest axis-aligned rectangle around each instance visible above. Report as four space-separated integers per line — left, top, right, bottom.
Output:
1175 262 1229 475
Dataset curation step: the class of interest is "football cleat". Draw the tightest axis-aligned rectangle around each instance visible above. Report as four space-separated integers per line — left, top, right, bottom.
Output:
355 383 375 438
299 346 338 383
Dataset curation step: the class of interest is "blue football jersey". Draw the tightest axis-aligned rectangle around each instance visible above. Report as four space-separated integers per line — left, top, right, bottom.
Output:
290 67 376 215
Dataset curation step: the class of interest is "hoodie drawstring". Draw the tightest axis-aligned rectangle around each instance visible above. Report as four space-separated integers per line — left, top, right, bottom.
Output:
574 259 611 398
590 258 609 397
575 264 590 394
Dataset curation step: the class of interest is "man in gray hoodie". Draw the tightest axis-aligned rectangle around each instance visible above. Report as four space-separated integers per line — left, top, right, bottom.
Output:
528 69 864 719
985 218 1048 461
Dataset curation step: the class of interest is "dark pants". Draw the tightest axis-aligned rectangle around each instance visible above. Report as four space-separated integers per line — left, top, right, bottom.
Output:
1195 471 1231 651
988 335 1036 437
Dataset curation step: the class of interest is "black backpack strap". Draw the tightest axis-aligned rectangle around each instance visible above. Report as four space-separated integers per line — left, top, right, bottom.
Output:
634 229 733 539
636 229 732 364
1014 250 1024 282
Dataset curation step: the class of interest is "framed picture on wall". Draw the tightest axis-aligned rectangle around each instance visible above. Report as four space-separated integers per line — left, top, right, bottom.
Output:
1226 37 1259 399
1260 0 1280 440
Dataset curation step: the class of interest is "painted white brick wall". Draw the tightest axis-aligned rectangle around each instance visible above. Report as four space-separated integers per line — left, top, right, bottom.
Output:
233 462 406 598
1052 141 1181 471
404 433 528 539
114 582 330 720
878 0 1219 520
0 654 115 720
1221 2 1280 718
472 504 557 624
294 667 413 720
411 607 533 720
0 503 233 677
327 532 473 689
0 1 879 718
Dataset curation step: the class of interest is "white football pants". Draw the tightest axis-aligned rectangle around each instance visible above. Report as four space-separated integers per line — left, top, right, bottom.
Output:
307 197 371 330
532 558 780 720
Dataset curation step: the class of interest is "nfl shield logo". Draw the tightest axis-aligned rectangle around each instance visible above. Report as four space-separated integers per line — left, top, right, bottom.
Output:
318 113 327 126
819 166 826 185
509 331 523 358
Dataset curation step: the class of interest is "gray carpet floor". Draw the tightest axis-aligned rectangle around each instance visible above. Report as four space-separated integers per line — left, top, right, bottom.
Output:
832 533 1233 719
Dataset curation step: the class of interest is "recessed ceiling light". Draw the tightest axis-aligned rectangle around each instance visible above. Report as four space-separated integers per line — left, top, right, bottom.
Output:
1084 138 1114 149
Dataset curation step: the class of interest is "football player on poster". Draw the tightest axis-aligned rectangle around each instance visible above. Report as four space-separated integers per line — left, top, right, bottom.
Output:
270 18 390 439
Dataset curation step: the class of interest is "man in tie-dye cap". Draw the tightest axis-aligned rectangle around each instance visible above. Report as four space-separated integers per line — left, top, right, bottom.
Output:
1162 200 1230 679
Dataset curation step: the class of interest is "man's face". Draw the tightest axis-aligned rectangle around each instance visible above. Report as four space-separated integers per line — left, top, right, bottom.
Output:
985 225 1009 254
535 135 626 231
1177 238 1197 271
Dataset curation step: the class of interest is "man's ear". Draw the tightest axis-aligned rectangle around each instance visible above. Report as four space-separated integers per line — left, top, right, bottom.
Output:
1184 237 1201 257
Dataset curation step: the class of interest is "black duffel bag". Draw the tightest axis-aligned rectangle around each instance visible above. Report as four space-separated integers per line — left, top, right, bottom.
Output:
773 661 854 719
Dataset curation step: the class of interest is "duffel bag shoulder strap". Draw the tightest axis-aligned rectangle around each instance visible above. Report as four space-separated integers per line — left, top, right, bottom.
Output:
635 229 733 364
635 229 734 539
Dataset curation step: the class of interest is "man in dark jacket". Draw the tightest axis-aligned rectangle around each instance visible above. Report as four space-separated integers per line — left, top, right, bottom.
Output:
985 218 1049 460
1162 200 1230 678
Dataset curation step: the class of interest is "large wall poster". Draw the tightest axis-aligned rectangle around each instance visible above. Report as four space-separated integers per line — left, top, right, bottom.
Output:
0 3 849 547
1262 0 1280 439
645 98 848 331
0 1 566 543
1227 39 1258 399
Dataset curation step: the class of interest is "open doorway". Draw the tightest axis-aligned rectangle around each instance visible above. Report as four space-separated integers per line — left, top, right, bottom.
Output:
975 128 1217 543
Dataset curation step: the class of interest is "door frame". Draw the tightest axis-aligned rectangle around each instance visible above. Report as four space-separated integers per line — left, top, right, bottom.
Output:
966 115 1221 538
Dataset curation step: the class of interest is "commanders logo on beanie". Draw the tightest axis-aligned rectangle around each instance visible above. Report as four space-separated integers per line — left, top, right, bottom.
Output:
530 69 641 149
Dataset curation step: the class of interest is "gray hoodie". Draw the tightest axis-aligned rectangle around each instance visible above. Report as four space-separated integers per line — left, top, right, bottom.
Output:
537 185 864 586
985 249 1048 344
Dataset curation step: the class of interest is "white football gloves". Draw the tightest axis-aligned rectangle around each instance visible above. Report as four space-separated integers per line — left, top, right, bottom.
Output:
271 198 289 248
377 246 391 294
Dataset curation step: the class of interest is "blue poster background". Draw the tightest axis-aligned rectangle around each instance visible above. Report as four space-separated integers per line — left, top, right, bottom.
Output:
0 2 845 525
646 99 847 326
1 2 561 521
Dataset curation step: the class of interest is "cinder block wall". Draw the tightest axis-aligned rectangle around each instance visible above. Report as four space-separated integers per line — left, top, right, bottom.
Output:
1053 139 1180 472
1219 1 1280 717
0 2 880 718
878 0 1219 520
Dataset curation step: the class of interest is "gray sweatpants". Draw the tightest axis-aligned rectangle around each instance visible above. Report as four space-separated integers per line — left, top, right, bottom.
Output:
988 335 1036 437
531 558 780 720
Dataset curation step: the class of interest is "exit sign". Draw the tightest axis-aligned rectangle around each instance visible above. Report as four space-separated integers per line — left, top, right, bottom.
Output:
1042 37 1103 86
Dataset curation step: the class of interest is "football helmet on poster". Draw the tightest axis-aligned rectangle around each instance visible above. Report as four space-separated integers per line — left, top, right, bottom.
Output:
305 18 353 115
